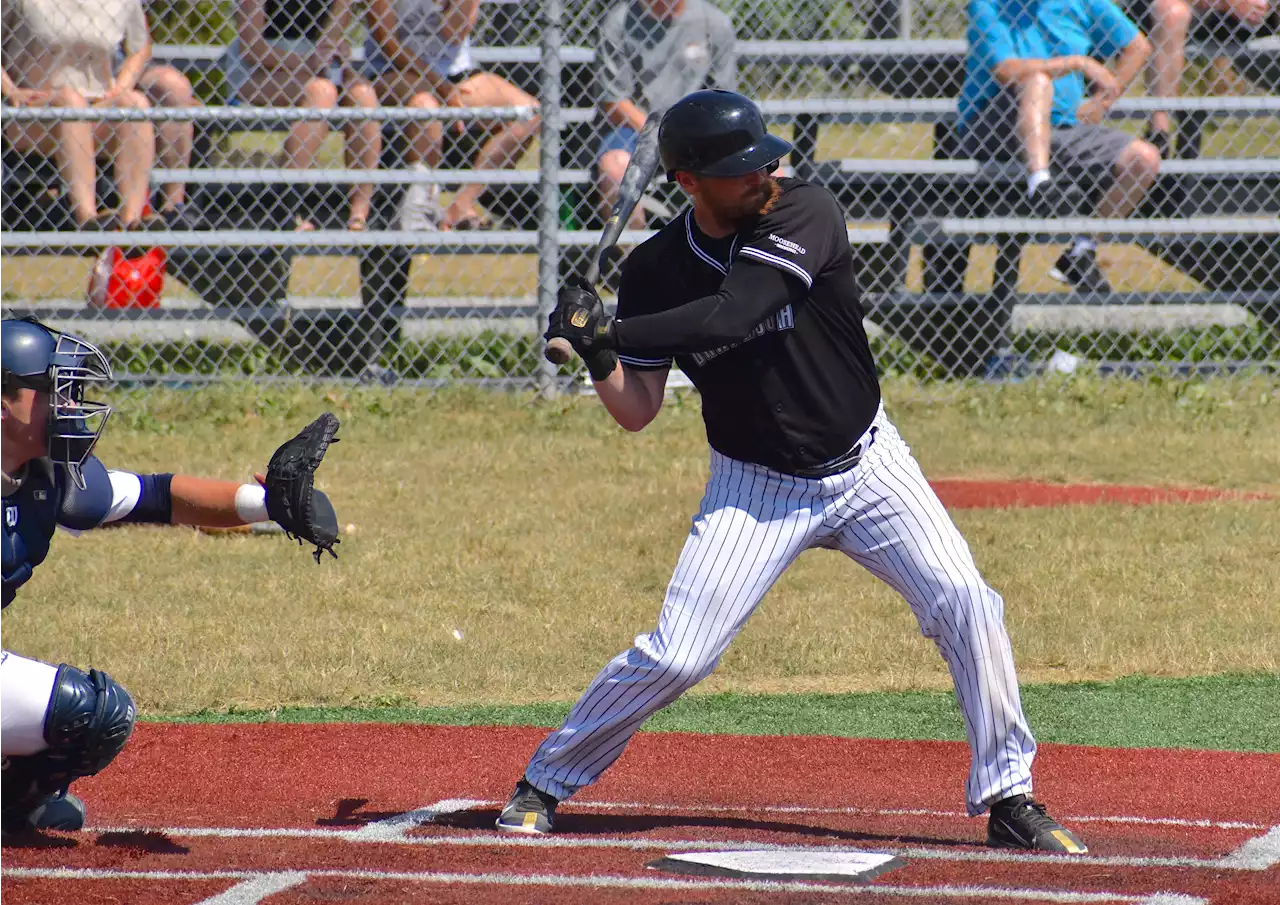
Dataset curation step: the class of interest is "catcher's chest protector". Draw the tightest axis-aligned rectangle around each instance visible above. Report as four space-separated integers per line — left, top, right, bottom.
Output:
3 468 59 608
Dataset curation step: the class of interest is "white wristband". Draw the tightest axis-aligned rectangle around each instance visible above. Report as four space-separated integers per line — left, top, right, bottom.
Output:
234 484 269 523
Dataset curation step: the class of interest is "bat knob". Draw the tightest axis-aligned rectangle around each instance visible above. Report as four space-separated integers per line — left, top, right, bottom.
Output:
544 337 574 365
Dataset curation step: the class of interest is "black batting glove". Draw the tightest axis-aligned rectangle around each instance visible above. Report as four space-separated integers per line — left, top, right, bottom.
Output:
545 278 617 359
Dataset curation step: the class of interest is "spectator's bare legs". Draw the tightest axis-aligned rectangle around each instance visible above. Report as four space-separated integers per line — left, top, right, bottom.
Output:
45 86 154 226
1146 0 1192 138
596 149 647 227
375 73 446 230
445 72 540 229
1097 139 1161 218
239 70 342 229
340 76 381 229
139 64 198 211
287 78 339 185
49 86 100 225
374 73 445 168
103 91 157 225
1015 72 1053 179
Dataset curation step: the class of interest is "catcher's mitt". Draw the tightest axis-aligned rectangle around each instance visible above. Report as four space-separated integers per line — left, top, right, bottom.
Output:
265 412 341 563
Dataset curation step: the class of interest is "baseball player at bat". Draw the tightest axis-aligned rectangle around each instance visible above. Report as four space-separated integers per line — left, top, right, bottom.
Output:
504 90 1087 854
1 317 339 837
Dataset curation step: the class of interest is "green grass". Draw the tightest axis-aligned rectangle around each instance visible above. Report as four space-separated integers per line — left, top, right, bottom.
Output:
159 674 1280 753
4 381 1278 715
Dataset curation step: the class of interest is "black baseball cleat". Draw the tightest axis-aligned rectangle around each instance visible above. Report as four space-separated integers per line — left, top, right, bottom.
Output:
988 794 1087 853
495 778 558 835
2 792 86 838
1048 247 1112 294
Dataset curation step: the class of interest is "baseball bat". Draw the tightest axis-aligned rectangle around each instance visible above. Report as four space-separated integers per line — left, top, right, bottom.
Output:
545 113 663 366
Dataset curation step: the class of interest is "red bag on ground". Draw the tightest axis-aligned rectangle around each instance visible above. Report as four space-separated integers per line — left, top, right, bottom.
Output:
87 245 167 309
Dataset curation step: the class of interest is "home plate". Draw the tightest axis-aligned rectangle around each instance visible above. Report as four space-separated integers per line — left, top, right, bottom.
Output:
648 849 905 884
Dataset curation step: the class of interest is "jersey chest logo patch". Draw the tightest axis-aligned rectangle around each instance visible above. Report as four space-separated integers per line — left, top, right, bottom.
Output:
5 505 16 528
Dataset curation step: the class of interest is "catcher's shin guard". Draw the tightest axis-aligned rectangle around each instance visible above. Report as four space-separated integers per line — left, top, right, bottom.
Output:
1 665 135 827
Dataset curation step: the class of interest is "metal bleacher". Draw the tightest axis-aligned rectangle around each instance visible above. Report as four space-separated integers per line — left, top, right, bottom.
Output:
2 34 1278 377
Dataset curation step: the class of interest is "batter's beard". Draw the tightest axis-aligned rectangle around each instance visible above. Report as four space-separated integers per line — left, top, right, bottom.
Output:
724 176 782 233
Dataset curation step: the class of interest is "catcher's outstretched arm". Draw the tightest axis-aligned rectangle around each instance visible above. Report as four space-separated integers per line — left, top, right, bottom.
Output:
173 474 269 527
98 471 266 527
95 414 342 564
100 471 326 529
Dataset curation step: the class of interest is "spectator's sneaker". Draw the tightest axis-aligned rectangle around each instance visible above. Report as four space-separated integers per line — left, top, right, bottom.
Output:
1144 125 1173 161
988 794 1087 853
398 165 442 231
1026 180 1089 218
1049 247 1112 294
495 778 558 835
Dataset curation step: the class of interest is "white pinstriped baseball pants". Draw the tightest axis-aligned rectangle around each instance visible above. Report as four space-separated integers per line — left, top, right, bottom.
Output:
525 405 1037 815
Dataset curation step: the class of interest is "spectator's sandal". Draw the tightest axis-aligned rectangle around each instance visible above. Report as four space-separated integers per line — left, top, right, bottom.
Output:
126 214 172 233
347 216 368 232
447 211 493 231
79 211 122 231
293 216 317 232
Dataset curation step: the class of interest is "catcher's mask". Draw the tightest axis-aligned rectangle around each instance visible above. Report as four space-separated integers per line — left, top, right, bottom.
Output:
1 317 113 489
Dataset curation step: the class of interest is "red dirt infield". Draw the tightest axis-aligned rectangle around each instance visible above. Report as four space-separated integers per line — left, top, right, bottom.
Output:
3 724 1277 904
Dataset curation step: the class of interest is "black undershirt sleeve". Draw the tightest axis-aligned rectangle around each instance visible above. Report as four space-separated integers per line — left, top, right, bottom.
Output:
614 257 807 354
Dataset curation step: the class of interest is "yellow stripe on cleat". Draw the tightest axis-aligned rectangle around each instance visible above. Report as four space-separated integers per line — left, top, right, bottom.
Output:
523 812 539 829
1050 829 1087 853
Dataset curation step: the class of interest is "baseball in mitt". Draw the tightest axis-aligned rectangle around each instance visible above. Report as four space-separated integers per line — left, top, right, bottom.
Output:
264 412 341 563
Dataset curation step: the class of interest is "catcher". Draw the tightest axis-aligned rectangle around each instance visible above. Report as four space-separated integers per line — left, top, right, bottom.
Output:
1 317 340 836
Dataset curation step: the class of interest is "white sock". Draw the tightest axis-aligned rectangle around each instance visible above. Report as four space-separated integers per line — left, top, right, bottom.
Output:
1070 237 1096 258
1027 169 1051 196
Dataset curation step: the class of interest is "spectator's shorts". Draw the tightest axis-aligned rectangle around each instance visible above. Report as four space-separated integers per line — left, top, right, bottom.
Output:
958 88 1135 187
596 125 639 161
359 40 476 85
220 37 322 102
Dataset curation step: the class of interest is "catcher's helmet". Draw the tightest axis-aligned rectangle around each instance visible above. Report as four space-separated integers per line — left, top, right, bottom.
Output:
658 89 793 180
1 317 112 488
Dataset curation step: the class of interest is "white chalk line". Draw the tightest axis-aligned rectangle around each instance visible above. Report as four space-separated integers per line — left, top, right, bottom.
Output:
345 798 486 842
0 866 1210 905
189 871 308 905
71 819 1279 872
562 799 1269 832
1213 825 1280 870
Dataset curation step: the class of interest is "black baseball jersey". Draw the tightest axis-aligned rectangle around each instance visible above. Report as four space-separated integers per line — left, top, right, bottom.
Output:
615 177 881 475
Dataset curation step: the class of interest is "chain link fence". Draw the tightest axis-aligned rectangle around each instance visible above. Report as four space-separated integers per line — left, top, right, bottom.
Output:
2 0 1277 390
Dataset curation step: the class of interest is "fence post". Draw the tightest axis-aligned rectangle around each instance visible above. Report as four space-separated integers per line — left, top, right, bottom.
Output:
536 0 564 398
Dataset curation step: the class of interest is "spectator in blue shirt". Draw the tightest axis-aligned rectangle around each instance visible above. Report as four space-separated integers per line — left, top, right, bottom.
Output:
959 0 1159 293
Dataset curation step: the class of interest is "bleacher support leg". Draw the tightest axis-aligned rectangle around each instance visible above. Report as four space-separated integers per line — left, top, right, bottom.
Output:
357 245 410 371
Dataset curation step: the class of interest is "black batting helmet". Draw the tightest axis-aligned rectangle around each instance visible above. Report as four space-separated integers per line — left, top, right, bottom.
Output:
658 89 792 180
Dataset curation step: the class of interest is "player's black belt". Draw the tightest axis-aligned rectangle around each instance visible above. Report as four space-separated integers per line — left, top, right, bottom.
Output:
789 427 878 479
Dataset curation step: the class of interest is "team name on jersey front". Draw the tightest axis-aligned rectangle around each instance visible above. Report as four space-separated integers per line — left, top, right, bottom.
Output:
689 304 796 366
